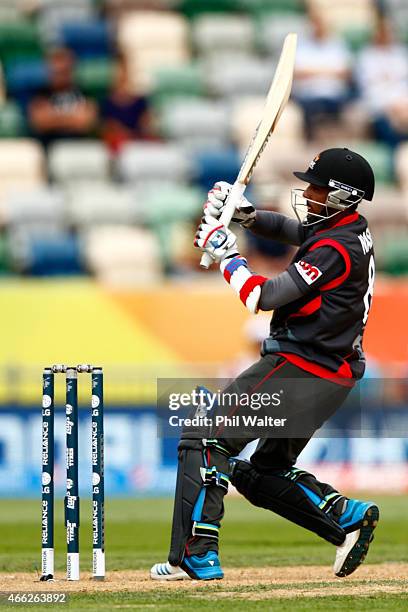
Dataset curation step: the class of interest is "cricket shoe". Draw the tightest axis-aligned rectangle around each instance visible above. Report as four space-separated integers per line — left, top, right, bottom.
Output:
150 562 189 581
333 499 379 577
150 551 224 581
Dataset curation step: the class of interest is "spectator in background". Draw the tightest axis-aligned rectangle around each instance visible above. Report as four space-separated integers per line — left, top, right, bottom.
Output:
355 16 408 148
100 56 155 154
293 10 352 140
28 48 98 148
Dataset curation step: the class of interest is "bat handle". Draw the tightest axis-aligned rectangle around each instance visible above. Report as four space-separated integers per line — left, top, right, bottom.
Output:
200 181 246 269
200 251 213 270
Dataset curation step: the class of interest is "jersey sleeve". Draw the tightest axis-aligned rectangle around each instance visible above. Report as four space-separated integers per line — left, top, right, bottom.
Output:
250 211 304 246
287 245 347 293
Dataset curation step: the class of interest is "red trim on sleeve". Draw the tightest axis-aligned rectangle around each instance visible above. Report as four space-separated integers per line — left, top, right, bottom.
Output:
277 352 354 387
202 223 223 248
289 295 322 318
239 275 267 305
308 238 351 290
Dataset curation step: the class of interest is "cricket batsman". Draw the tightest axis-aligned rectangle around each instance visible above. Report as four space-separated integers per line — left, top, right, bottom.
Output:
151 148 379 581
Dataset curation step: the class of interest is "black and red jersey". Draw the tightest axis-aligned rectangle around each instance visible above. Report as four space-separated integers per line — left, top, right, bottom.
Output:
266 212 375 381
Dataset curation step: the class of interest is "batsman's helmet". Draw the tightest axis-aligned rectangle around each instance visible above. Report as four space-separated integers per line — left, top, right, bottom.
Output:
291 148 375 226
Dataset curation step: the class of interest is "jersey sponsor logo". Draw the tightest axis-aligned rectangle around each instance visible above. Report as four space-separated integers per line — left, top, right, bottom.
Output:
358 228 373 255
294 260 323 285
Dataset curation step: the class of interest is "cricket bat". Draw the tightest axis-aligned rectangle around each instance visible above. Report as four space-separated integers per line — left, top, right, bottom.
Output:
200 32 298 268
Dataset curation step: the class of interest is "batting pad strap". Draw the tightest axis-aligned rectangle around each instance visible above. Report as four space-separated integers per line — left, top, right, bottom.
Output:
192 522 219 540
203 439 231 457
200 466 230 491
320 492 344 513
220 256 267 314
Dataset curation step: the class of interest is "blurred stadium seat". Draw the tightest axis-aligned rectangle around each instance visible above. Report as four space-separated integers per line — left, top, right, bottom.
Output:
48 140 110 184
308 0 375 37
66 182 136 226
177 0 241 19
1 187 65 227
118 11 189 50
387 0 408 43
0 233 11 274
117 10 190 91
380 230 408 275
0 139 45 201
60 20 113 59
0 20 42 66
395 142 408 193
142 182 203 224
105 0 177 12
38 0 96 44
0 64 5 103
141 182 203 270
258 12 309 55
192 148 241 191
117 142 192 184
192 14 255 56
8 226 83 276
0 102 25 137
231 99 304 149
204 55 278 98
0 0 24 23
239 0 304 15
158 98 230 148
75 58 115 99
152 63 206 104
350 141 394 185
4 59 48 101
83 225 161 285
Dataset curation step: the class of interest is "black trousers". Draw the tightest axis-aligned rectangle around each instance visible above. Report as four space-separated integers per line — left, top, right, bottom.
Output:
185 353 352 557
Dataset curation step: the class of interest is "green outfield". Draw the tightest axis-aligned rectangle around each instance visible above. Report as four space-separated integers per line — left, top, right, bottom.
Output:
0 495 406 610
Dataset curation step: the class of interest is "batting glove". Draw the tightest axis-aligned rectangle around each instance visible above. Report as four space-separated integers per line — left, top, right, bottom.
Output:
194 215 239 262
204 181 256 227
204 181 256 228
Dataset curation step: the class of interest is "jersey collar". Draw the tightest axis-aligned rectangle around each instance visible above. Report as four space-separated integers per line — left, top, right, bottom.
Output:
315 211 359 234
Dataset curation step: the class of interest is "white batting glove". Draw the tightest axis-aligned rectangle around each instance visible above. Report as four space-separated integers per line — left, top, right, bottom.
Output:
203 181 256 227
194 215 239 262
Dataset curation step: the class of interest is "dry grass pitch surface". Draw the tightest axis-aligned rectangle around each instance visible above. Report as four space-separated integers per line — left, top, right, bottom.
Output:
0 497 406 609
0 564 407 598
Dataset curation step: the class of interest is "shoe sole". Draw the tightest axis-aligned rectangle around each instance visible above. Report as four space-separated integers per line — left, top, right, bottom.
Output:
335 505 379 577
150 572 190 581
